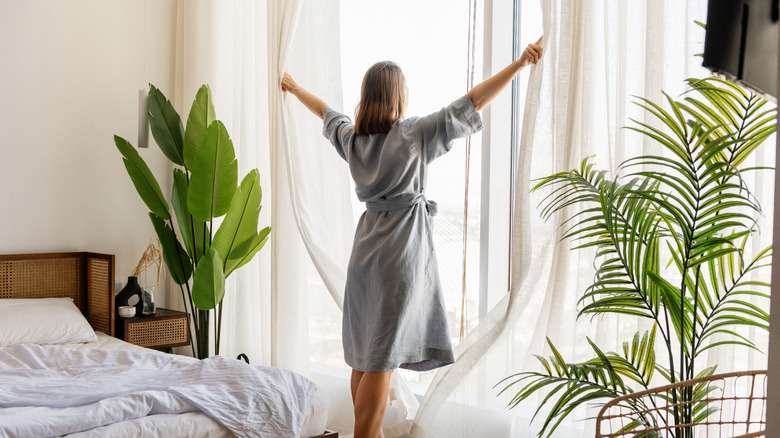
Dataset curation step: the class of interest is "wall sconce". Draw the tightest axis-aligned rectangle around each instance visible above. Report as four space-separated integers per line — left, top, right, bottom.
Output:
137 87 149 148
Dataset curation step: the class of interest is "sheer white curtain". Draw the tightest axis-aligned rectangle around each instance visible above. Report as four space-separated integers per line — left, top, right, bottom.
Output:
174 0 275 363
268 0 355 375
173 0 352 375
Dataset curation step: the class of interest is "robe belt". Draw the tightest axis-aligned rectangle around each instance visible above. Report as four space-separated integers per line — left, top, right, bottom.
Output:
366 193 438 216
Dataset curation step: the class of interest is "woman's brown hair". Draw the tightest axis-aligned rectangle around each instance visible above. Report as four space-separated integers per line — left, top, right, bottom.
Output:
354 61 407 135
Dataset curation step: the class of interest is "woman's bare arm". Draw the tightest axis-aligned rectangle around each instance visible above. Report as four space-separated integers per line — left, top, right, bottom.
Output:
467 37 543 111
281 73 328 119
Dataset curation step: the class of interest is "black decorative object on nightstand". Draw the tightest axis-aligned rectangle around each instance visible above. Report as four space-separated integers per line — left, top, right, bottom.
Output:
115 276 143 316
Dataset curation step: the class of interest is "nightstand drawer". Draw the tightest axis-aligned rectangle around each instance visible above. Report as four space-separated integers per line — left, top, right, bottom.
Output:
118 308 190 349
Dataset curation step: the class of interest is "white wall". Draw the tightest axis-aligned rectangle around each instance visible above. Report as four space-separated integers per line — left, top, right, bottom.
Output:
0 1 177 297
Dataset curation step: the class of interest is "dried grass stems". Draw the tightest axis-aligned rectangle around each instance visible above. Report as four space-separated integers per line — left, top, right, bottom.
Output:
132 240 166 287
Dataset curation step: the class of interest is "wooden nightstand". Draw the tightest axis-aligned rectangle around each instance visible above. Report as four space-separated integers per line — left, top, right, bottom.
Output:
116 308 190 351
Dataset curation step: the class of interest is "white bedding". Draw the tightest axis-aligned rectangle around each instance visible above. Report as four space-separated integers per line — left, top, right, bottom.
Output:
0 334 328 438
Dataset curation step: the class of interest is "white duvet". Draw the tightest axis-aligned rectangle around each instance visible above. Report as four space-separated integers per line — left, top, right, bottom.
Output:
0 343 317 438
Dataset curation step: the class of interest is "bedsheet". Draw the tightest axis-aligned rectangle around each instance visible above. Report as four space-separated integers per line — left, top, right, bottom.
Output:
0 341 318 438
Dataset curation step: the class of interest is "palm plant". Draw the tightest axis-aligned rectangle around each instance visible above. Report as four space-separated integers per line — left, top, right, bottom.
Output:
499 76 775 437
114 85 270 359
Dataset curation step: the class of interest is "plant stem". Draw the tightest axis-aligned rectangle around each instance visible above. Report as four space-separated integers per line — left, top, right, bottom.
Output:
675 128 705 438
662 304 679 428
185 171 200 267
167 218 199 354
203 224 209 259
168 219 198 326
216 300 223 355
690 265 701 380
198 309 209 359
178 282 196 357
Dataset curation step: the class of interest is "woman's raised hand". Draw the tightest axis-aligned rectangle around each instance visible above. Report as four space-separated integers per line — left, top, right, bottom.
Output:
281 72 298 93
466 35 544 110
518 36 543 69
280 72 329 119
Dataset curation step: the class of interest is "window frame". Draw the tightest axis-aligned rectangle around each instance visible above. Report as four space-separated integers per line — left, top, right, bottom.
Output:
478 0 516 319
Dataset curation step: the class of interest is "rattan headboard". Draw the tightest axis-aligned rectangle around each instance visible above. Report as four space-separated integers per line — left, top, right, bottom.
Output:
0 252 115 336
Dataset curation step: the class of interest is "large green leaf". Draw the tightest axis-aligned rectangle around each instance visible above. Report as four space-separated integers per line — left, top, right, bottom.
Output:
188 120 238 221
184 85 216 169
225 227 271 277
149 213 192 285
171 169 209 262
171 169 193 257
212 169 263 272
114 135 170 220
192 248 226 311
147 84 185 166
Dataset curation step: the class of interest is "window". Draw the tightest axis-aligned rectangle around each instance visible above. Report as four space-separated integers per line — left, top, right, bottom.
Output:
309 0 542 391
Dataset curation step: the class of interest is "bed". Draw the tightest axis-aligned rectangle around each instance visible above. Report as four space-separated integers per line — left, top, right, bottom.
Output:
0 252 333 438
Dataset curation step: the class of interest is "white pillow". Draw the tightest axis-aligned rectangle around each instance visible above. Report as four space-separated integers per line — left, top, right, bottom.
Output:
0 298 98 346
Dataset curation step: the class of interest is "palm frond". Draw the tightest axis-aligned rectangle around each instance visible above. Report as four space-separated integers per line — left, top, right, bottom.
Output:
497 338 651 438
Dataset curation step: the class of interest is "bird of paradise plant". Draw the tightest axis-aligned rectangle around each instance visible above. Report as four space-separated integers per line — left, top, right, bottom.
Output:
114 85 270 359
499 76 775 437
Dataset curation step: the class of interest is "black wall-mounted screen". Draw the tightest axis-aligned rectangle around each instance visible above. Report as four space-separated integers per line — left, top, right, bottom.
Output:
703 0 778 99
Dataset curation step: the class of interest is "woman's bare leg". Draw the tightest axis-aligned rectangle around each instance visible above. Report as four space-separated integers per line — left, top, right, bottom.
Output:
350 369 365 404
352 369 393 438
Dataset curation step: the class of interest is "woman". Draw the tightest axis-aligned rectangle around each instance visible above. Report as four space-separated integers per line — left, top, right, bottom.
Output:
282 37 542 438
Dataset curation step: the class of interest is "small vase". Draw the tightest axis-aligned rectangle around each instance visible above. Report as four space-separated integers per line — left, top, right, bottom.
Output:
141 286 157 316
116 276 144 316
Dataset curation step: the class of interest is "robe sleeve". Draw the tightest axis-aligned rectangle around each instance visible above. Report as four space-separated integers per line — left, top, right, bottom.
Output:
408 94 483 164
322 107 355 162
